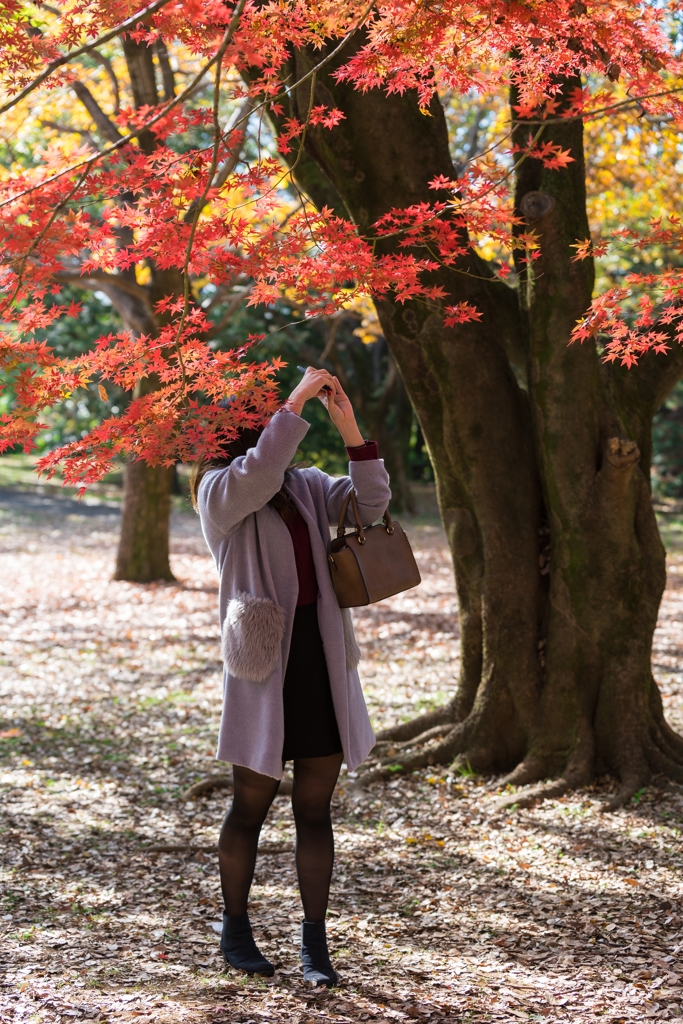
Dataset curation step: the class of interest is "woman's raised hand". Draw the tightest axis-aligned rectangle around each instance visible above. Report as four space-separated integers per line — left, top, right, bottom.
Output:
284 369 364 447
284 368 336 417
319 377 364 447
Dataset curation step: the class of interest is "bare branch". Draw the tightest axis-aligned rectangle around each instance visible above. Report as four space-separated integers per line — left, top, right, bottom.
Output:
154 38 176 101
54 269 151 305
204 284 254 340
54 270 154 334
72 81 124 145
0 0 176 117
40 120 98 150
89 50 121 114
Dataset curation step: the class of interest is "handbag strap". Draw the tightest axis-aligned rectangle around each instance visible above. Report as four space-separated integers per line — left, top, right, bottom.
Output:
337 489 394 542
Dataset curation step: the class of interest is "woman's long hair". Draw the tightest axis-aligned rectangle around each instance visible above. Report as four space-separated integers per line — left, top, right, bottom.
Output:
189 418 298 519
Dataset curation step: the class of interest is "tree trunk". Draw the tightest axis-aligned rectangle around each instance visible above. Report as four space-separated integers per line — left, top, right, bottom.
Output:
261 40 683 805
114 460 175 581
111 40 183 584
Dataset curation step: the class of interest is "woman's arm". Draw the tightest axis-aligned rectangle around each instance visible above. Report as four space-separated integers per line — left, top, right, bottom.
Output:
302 372 391 526
199 410 310 535
315 374 365 448
324 458 391 529
198 369 339 536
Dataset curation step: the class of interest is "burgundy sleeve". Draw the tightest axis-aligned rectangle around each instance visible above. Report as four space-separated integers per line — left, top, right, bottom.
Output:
346 440 379 462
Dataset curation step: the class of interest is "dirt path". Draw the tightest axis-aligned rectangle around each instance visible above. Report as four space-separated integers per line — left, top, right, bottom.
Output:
1 489 683 1023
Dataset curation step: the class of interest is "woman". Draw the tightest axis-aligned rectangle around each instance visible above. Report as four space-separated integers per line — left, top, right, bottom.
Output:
192 368 391 986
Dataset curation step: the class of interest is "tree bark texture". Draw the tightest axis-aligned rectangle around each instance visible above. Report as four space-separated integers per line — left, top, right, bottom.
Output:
262 41 683 804
114 459 175 581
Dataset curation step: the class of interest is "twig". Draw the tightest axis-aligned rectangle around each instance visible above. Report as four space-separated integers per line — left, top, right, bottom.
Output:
0 2 375 212
0 0 176 117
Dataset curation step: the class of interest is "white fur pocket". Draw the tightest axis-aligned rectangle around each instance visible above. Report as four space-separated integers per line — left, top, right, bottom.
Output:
341 607 361 670
222 592 286 682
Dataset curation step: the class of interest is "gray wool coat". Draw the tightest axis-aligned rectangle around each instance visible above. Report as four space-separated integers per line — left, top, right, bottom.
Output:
197 408 391 779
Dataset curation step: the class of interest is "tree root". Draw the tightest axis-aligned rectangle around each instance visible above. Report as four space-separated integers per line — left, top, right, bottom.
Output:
500 757 552 788
373 702 456 744
600 773 648 812
493 777 572 811
372 723 452 755
182 773 293 800
644 736 683 785
351 728 462 788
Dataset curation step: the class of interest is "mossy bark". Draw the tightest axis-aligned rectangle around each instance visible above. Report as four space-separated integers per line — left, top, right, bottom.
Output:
259 41 683 803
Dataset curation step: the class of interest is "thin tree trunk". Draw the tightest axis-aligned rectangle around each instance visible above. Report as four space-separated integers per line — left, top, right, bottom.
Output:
111 39 182 584
114 461 175 581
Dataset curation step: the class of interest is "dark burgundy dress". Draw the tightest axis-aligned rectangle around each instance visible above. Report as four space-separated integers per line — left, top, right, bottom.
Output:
280 441 378 761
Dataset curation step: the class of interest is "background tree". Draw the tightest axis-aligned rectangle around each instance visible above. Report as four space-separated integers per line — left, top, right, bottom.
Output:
1 0 683 807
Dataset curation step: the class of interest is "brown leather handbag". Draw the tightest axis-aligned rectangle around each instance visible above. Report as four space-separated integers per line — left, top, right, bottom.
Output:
328 489 421 608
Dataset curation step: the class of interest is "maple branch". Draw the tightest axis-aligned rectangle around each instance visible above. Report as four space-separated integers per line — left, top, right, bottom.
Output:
513 84 683 126
0 0 176 117
0 2 374 212
182 96 255 224
174 0 247 385
613 328 683 418
5 166 90 310
0 29 232 210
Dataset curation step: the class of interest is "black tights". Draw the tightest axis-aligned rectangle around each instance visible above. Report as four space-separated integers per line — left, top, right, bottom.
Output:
218 753 343 922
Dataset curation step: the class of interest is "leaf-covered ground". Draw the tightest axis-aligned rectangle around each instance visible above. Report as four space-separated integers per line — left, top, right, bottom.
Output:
2 481 683 1024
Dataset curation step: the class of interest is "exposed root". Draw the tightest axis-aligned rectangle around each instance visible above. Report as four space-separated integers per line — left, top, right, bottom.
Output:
493 777 571 811
372 723 452 755
351 728 461 788
182 773 293 800
644 737 683 785
373 702 455 744
659 718 683 760
182 774 233 800
649 721 683 767
601 778 647 812
649 682 683 760
500 757 550 789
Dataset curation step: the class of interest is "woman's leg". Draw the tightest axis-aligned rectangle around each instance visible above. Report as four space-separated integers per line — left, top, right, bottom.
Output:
291 752 343 921
219 765 280 916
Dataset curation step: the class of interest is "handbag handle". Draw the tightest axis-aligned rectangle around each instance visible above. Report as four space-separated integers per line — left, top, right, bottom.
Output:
337 489 394 543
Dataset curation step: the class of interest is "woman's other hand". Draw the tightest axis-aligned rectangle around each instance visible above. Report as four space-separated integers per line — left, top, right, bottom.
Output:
321 377 364 447
284 368 335 417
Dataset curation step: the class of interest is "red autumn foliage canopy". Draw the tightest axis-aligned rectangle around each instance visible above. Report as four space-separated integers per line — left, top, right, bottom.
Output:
0 0 681 485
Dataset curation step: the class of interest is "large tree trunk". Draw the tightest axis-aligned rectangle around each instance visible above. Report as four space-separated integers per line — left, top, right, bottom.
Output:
262 40 683 805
